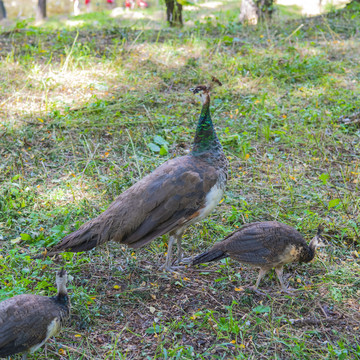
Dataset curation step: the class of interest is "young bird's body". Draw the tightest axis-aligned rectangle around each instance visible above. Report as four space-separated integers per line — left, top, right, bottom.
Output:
192 221 325 291
0 270 69 360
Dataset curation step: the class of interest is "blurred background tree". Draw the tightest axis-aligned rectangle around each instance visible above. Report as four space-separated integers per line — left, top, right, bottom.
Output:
165 0 183 26
239 0 274 24
0 0 6 19
36 0 46 20
346 0 360 8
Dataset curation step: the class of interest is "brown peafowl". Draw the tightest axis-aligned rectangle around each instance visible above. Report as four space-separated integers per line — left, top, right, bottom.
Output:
192 221 325 291
0 269 70 359
43 81 228 272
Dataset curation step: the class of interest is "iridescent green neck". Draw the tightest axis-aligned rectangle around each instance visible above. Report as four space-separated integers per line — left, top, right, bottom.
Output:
192 97 221 154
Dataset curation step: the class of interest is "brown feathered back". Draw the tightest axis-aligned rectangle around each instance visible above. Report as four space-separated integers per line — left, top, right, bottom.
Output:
193 221 312 267
0 270 69 358
0 295 66 356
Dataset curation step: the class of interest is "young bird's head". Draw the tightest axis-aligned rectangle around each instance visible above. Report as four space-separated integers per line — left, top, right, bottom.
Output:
309 225 327 250
56 268 68 294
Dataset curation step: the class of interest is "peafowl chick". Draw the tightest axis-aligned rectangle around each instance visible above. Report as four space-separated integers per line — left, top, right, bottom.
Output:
192 221 325 291
0 269 70 359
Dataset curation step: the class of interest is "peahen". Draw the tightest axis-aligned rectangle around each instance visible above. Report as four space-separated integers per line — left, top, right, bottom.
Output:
0 269 70 359
192 221 325 291
43 82 228 271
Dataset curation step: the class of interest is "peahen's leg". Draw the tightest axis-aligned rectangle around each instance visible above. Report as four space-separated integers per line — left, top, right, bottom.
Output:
175 231 193 265
254 268 268 289
250 268 268 295
175 230 185 263
275 266 294 294
274 266 286 290
161 235 176 271
161 233 185 272
247 268 268 294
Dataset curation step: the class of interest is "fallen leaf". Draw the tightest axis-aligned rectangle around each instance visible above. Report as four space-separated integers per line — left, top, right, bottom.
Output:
10 237 21 244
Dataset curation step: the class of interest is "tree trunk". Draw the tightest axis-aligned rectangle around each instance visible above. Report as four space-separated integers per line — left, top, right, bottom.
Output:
36 0 47 21
0 0 6 20
73 0 80 15
256 0 274 19
239 0 273 25
165 0 183 27
239 0 258 24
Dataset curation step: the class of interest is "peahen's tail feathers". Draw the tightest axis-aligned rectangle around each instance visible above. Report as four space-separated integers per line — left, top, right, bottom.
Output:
36 221 107 258
192 249 228 266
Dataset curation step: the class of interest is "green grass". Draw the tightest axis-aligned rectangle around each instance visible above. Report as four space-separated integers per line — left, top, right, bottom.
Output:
1 1 360 359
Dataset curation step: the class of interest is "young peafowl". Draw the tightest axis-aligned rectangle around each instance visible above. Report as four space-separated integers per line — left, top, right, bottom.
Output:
0 269 70 359
192 221 325 291
43 80 228 272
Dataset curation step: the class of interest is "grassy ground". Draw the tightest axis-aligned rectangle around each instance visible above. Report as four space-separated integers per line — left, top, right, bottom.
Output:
1 1 360 359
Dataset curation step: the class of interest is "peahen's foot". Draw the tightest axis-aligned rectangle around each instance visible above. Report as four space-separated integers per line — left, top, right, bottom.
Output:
178 256 193 265
280 286 296 295
159 263 185 273
248 285 267 296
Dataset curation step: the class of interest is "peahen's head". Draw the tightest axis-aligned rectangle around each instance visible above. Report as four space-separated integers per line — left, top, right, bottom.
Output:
190 76 222 105
190 85 210 105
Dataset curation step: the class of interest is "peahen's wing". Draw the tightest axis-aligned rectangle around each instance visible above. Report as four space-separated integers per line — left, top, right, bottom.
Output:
218 221 306 265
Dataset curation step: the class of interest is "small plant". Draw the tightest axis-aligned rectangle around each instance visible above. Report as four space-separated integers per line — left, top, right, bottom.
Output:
147 135 169 156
